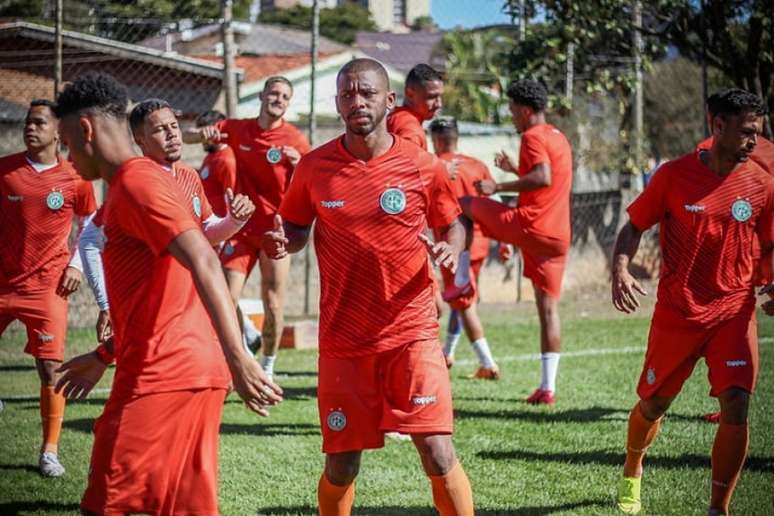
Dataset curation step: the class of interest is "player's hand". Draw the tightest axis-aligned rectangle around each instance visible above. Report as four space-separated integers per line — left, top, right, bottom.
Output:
200 125 226 144
57 266 82 298
96 310 112 343
262 214 289 259
611 269 647 313
282 146 301 166
759 283 774 316
225 188 255 222
498 243 513 263
475 179 497 196
446 159 459 180
419 233 458 273
55 351 107 399
494 150 517 173
229 356 283 417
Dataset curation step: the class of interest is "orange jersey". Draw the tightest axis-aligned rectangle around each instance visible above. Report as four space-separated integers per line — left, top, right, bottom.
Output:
515 124 573 243
101 157 231 397
280 136 460 358
697 135 774 175
169 161 213 223
216 118 311 240
387 106 427 150
628 151 774 325
199 145 236 217
438 151 492 261
0 152 96 292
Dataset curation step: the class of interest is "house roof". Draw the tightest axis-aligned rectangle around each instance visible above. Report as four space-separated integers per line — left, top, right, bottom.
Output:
355 31 446 75
199 52 342 85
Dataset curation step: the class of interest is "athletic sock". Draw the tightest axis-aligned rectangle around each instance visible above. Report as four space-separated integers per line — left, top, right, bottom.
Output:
318 473 355 516
429 462 474 516
260 355 276 378
710 422 749 514
539 352 560 392
454 251 471 287
623 402 662 478
40 385 65 454
444 311 463 357
471 338 496 369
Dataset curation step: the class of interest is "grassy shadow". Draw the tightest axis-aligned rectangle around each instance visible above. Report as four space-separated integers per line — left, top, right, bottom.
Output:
455 405 712 424
219 422 320 437
0 501 81 515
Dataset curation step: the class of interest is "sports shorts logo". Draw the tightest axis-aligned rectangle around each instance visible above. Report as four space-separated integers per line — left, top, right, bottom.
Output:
46 191 64 210
726 360 747 367
192 195 202 218
380 187 406 215
646 367 656 385
38 334 55 342
327 409 347 432
200 166 210 180
731 199 752 222
266 147 282 164
412 395 437 406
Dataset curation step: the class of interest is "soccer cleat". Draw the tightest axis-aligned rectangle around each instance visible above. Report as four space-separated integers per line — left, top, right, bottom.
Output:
616 476 642 514
466 365 500 380
702 411 721 423
526 388 555 405
444 353 455 369
39 451 65 477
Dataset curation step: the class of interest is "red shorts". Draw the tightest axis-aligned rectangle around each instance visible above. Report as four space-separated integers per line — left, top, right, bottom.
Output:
318 340 454 454
81 388 227 516
220 236 260 276
441 258 484 310
637 310 758 400
0 289 68 361
469 197 568 298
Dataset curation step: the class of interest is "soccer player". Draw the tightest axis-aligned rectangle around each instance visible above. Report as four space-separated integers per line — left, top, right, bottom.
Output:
184 76 311 379
263 58 474 516
459 80 573 405
387 63 444 150
611 89 773 515
53 72 282 515
429 117 499 379
195 109 237 218
0 99 96 477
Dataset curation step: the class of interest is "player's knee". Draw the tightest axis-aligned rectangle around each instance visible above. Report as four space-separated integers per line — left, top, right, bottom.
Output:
718 387 750 424
414 435 457 475
36 358 59 385
325 452 361 485
640 396 671 419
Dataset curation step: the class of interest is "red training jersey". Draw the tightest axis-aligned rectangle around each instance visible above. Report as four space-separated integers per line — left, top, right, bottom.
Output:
169 161 213 223
280 136 460 358
697 135 774 176
101 157 231 397
628 151 774 325
387 107 427 150
516 123 573 243
0 152 96 293
437 151 492 261
198 145 237 217
216 118 311 241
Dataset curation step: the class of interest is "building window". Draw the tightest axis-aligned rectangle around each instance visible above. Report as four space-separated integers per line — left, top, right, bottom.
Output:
393 0 406 25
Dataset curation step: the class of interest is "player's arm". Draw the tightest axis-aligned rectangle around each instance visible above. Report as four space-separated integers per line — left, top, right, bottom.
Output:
421 219 465 273
757 187 774 316
58 212 93 297
55 337 113 399
611 221 648 313
476 163 551 195
182 125 226 145
78 216 112 341
167 229 282 415
201 188 255 244
262 215 311 259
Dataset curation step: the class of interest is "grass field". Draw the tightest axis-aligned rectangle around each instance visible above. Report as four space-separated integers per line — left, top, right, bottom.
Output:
1 288 773 515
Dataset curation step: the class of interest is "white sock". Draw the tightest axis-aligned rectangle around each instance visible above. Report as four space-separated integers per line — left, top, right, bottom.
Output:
454 250 471 287
471 337 496 369
540 352 560 392
260 354 276 378
444 332 462 357
242 312 261 343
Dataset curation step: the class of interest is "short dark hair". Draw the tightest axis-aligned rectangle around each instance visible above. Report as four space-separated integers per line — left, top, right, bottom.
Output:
429 116 458 136
706 88 767 118
196 109 226 127
263 76 293 93
28 99 57 118
506 79 548 112
406 64 443 90
337 58 390 88
54 72 128 119
129 98 172 135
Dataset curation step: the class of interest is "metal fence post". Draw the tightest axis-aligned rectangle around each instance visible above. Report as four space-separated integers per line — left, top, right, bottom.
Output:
54 0 62 97
222 0 237 118
303 0 320 317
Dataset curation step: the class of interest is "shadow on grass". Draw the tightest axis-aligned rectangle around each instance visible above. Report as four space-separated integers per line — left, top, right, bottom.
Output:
0 501 81 515
225 386 317 404
276 370 318 379
4 396 108 407
454 405 713 424
254 501 606 515
0 463 40 474
0 364 36 372
219 422 320 437
479 448 774 474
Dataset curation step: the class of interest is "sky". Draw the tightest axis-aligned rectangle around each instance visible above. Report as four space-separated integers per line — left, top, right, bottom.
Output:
431 0 511 29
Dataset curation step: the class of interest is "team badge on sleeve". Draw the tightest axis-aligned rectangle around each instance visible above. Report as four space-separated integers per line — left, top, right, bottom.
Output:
326 409 347 432
200 166 210 180
266 147 283 164
46 190 65 210
731 199 752 222
380 187 406 215
192 195 202 218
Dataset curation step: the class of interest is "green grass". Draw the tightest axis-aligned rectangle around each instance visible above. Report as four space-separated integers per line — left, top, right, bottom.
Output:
1 298 773 515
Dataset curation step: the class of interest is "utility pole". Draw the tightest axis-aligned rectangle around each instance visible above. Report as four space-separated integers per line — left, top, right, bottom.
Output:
303 0 320 316
518 0 526 41
632 0 643 173
54 0 63 97
221 0 237 117
565 42 574 107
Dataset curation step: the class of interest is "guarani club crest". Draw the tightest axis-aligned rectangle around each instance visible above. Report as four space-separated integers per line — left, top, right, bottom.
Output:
379 187 407 215
266 147 283 164
192 195 202 218
731 198 752 222
46 190 65 210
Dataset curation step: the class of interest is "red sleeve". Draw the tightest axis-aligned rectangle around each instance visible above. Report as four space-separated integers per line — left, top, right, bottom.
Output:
74 180 97 216
215 119 238 149
757 181 774 253
627 164 670 232
222 149 237 190
479 159 493 183
197 178 214 221
115 166 200 255
518 132 550 175
426 158 462 229
279 157 315 226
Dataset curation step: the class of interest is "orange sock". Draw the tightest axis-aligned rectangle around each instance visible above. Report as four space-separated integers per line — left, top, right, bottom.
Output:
40 385 65 454
429 462 474 516
318 473 354 516
623 402 662 478
710 422 748 514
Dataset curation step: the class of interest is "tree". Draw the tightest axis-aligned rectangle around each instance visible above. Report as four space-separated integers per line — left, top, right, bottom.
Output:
258 3 376 45
411 15 437 32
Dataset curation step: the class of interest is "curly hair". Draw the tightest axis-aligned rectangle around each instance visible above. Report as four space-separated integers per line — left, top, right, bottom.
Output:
54 72 128 119
706 88 767 118
406 63 443 89
129 98 173 135
506 79 548 112
429 116 458 136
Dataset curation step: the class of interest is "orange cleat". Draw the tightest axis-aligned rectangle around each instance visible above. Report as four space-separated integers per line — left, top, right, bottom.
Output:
466 365 500 380
526 388 555 405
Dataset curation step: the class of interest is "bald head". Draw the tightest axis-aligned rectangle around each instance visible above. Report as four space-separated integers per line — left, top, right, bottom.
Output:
337 58 390 89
